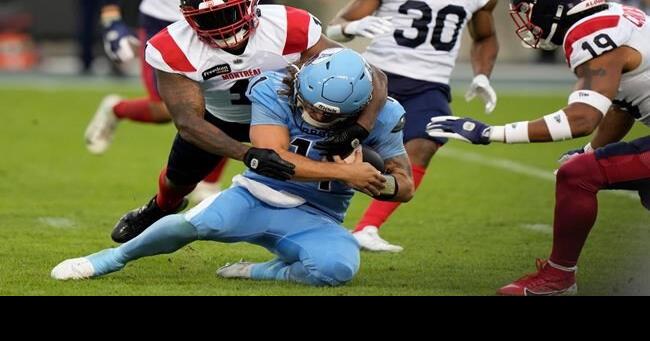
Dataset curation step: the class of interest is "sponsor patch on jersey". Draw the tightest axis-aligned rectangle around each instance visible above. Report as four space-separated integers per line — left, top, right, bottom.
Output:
203 64 232 80
222 68 262 80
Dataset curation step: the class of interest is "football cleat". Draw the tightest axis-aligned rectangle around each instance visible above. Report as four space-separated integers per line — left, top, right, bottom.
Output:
51 257 95 280
85 94 122 155
111 196 189 243
188 181 222 203
216 260 254 279
498 259 577 296
353 226 403 253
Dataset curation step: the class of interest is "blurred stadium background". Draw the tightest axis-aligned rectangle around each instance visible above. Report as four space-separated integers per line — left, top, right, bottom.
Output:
0 0 648 295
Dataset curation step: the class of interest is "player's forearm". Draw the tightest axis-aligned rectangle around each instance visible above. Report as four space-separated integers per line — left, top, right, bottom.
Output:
176 117 249 161
158 71 249 161
357 66 387 131
274 149 347 182
381 155 414 202
590 106 635 149
470 35 498 78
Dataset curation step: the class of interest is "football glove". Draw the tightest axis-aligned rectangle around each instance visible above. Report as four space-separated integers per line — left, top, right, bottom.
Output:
558 143 593 165
344 16 393 39
103 19 139 63
465 74 497 114
244 147 296 181
427 116 492 145
315 122 370 157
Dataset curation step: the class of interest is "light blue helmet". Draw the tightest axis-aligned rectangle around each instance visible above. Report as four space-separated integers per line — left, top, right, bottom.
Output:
295 48 373 128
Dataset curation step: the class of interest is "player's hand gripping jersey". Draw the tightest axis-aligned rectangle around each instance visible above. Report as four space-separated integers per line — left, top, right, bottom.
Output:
145 5 322 123
564 3 650 126
363 0 489 85
243 71 407 222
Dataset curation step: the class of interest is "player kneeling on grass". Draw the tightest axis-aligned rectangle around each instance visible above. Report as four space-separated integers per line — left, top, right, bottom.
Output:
427 0 650 295
52 49 414 286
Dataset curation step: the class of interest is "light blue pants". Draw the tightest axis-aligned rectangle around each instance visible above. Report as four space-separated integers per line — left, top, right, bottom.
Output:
87 186 360 287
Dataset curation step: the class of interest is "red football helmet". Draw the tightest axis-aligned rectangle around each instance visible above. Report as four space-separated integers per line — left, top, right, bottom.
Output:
509 0 609 50
181 0 259 49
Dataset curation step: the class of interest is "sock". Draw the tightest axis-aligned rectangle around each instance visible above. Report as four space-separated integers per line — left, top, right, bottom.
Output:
354 164 426 232
550 154 607 268
87 214 198 276
155 167 197 211
203 158 228 183
113 98 155 123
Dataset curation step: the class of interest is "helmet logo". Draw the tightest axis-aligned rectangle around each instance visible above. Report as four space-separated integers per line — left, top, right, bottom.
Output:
313 102 341 114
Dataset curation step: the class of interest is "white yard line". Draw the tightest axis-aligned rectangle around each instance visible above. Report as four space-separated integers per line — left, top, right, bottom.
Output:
37 217 76 228
520 223 553 234
438 147 639 200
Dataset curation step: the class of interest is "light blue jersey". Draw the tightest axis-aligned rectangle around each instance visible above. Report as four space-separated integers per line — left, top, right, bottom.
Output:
244 71 407 222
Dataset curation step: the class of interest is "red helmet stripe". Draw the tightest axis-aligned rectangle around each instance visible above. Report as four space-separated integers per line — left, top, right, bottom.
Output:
149 28 197 72
564 15 620 65
283 6 311 55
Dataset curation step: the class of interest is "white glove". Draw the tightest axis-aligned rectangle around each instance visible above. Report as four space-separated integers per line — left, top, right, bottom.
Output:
553 143 593 175
344 16 393 39
465 74 497 114
103 19 140 63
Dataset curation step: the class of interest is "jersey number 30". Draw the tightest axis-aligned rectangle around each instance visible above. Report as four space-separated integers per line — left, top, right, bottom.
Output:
394 1 466 51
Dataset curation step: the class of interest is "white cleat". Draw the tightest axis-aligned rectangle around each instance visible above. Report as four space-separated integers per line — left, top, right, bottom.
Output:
216 261 254 279
189 181 222 203
84 94 122 155
353 226 403 253
51 257 95 280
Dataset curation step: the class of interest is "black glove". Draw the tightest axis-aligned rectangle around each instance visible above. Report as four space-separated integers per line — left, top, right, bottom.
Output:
314 122 370 157
244 147 296 181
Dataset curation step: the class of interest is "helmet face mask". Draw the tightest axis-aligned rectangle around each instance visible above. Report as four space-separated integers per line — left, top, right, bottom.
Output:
181 0 258 49
508 0 608 51
510 1 558 50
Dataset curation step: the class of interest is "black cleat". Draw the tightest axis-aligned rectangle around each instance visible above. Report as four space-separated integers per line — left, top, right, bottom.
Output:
641 188 650 211
111 196 189 243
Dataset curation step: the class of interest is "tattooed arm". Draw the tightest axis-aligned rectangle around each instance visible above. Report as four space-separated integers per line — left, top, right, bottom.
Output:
525 48 628 142
157 70 249 160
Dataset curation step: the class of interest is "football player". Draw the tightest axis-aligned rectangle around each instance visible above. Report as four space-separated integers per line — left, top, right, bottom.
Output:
427 0 650 295
86 0 281 201
108 0 390 244
51 49 414 287
326 0 499 252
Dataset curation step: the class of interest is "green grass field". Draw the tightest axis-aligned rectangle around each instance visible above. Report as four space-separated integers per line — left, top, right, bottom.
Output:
1 84 648 295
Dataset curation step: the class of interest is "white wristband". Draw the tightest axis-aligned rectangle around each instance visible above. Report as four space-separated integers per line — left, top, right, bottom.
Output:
489 122 530 143
543 110 573 141
325 24 353 42
568 90 612 116
489 125 505 142
505 121 530 143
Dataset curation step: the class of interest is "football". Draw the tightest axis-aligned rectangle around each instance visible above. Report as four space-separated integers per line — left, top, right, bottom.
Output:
361 145 385 173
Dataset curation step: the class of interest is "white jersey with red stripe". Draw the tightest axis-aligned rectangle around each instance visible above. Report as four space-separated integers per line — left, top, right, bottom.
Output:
140 0 183 22
145 5 321 123
564 3 650 126
363 0 489 85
